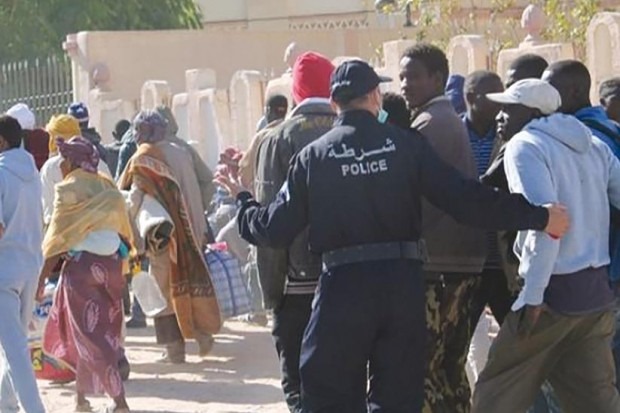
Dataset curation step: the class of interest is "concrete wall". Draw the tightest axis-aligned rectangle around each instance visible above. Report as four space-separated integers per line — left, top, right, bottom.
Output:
70 27 408 106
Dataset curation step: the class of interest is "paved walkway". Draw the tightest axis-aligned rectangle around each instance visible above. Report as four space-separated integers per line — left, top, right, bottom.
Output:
40 321 288 413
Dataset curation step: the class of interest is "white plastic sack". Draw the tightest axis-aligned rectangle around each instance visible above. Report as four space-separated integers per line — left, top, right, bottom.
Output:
132 271 167 317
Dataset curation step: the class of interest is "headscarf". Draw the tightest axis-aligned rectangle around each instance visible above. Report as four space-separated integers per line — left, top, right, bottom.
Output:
57 136 100 174
292 52 335 104
6 103 36 130
46 115 81 153
133 110 167 144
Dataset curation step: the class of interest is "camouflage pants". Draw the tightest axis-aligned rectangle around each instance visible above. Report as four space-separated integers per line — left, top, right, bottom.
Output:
423 275 481 413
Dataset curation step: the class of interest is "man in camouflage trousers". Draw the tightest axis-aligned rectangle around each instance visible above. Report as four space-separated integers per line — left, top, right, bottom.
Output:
424 276 481 413
400 44 487 413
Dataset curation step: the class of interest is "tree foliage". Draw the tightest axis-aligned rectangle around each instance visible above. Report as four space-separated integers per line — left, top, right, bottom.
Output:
0 0 203 61
375 0 602 65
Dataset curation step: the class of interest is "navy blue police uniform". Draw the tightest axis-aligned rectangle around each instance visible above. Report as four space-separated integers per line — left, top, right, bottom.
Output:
234 61 550 413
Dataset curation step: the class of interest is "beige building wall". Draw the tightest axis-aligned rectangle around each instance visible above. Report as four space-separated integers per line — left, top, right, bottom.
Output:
70 27 407 106
196 0 373 24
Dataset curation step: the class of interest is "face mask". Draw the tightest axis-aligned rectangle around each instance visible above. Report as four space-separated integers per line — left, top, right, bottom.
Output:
377 109 389 124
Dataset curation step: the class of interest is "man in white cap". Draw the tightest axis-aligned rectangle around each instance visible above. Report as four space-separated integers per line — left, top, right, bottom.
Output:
472 79 620 412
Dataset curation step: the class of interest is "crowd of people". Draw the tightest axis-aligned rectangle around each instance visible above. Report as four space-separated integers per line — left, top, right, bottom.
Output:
215 45 620 413
0 40 619 413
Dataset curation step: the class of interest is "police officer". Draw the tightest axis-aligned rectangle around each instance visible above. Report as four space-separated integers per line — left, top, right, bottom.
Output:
215 60 569 413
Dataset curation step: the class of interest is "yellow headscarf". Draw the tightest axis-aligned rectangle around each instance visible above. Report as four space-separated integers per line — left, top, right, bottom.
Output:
46 115 80 154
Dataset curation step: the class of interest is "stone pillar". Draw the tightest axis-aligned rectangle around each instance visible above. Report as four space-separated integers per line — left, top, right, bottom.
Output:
586 12 620 101
171 68 227 170
87 89 135 145
229 70 265 150
141 81 173 110
195 90 229 170
172 93 191 142
63 33 90 104
382 39 417 92
497 5 574 82
265 74 293 109
332 56 362 67
447 35 489 75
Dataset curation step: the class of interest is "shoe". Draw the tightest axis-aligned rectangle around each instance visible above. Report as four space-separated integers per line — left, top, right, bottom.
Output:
118 356 130 381
157 341 185 364
157 352 185 364
196 333 215 358
126 318 147 329
239 312 268 327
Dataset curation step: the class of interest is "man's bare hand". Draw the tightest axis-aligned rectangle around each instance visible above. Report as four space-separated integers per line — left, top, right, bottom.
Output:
543 203 569 239
0 224 4 239
213 170 244 199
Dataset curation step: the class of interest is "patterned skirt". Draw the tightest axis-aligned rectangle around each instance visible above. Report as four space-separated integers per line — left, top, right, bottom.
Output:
43 251 125 398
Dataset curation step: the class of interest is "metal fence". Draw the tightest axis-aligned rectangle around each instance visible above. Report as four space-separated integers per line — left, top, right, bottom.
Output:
0 55 73 127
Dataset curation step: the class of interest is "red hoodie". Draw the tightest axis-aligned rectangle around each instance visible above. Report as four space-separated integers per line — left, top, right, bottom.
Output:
24 129 50 170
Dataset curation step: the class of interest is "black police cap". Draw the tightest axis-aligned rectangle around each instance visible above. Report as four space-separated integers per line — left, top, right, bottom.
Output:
330 60 392 103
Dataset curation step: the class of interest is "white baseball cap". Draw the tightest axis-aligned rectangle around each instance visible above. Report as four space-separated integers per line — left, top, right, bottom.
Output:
6 103 36 130
486 78 562 115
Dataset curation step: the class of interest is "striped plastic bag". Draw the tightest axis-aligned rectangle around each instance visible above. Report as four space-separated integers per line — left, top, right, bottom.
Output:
205 243 252 319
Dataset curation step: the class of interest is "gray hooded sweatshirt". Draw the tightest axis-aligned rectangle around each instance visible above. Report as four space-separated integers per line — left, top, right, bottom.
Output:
505 113 620 311
0 148 43 280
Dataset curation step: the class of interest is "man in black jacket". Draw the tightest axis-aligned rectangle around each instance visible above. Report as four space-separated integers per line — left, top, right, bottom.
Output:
67 102 109 167
216 60 569 413
253 51 336 412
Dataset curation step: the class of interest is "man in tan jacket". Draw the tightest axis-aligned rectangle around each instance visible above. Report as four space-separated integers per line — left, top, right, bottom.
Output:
238 94 288 189
400 43 485 413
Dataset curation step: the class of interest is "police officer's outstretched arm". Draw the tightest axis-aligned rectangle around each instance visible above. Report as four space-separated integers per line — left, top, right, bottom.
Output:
416 136 568 236
219 150 310 249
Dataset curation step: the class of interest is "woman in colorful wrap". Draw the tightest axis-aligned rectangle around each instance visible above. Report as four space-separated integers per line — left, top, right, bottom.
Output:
118 110 221 364
37 136 134 413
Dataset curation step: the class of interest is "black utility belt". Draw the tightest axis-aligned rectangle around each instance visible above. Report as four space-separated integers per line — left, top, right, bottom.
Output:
322 241 428 271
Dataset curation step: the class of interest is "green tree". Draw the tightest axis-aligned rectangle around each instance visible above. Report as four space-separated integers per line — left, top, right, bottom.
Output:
0 0 202 61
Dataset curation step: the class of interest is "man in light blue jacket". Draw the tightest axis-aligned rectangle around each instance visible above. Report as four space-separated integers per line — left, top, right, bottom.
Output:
543 61 620 391
472 79 620 413
0 115 46 413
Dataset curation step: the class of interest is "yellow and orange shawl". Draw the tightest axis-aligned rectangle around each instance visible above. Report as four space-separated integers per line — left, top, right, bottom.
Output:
43 169 134 260
119 143 221 338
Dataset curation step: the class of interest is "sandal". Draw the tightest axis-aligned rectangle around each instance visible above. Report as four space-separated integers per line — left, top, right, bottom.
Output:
75 401 93 412
100 406 130 413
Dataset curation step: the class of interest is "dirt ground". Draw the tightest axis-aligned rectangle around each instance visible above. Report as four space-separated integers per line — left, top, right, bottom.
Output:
39 321 288 413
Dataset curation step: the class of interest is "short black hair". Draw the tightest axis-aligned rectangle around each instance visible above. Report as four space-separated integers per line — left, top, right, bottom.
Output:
114 119 131 140
402 43 449 86
266 94 288 110
0 115 23 148
508 54 549 80
547 60 591 92
464 70 502 93
382 92 411 130
599 77 620 100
